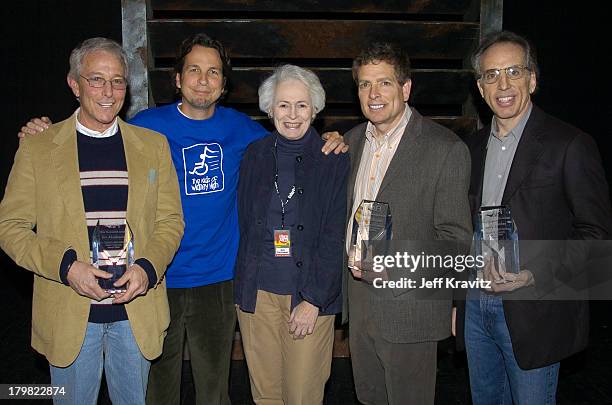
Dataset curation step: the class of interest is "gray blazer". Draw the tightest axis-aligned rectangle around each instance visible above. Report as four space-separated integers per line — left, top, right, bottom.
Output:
342 108 472 343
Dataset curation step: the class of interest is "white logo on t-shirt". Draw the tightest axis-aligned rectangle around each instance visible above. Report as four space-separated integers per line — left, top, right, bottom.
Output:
182 143 225 195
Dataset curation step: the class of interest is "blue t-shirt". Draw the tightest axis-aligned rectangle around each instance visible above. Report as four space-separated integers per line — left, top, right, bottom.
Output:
130 102 267 288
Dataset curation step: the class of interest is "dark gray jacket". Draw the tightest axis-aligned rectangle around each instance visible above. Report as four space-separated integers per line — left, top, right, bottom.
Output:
342 108 472 343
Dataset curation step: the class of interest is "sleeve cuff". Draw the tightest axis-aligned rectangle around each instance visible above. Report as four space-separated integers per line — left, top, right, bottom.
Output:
59 249 77 285
299 291 322 310
135 258 158 289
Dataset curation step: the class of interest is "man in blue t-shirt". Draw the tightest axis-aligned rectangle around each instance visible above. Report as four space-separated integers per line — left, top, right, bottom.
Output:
130 34 265 405
20 33 346 405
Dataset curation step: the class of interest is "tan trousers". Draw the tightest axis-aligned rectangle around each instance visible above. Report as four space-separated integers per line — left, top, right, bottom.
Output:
236 290 335 405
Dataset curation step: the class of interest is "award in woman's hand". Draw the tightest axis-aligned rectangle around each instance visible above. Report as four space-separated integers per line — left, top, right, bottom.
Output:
349 200 392 281
474 206 519 283
92 220 134 293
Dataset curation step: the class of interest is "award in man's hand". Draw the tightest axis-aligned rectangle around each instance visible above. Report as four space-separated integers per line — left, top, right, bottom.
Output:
92 220 134 293
349 200 392 282
474 206 519 283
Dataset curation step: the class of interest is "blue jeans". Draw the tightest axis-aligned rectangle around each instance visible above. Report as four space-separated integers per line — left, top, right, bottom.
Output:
464 292 560 405
50 320 150 405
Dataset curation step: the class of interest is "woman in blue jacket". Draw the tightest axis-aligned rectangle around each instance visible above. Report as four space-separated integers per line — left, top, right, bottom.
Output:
234 64 349 404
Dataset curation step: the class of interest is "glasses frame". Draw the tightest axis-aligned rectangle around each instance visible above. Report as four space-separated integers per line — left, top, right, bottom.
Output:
478 65 532 84
79 74 128 90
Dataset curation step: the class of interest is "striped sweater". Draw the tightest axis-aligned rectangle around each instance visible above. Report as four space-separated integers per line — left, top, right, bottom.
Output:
59 129 156 323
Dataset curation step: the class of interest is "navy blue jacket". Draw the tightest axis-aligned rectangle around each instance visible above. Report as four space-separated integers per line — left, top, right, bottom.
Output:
234 129 350 315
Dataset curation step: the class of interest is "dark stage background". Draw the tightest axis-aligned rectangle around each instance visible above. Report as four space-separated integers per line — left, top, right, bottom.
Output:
1 1 611 404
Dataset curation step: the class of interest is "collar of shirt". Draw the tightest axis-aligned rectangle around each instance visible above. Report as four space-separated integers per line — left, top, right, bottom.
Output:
489 102 533 144
74 108 119 138
176 103 191 119
365 103 412 147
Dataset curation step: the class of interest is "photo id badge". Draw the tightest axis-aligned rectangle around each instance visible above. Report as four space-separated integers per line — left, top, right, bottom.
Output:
274 229 292 257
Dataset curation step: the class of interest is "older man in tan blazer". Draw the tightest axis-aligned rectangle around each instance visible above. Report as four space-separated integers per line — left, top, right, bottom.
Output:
0 37 183 405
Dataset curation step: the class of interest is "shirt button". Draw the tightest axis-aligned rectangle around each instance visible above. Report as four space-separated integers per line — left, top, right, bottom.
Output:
297 224 304 231
256 219 263 225
297 188 304 195
497 174 502 179
296 261 303 268
296 156 302 163
501 146 506 151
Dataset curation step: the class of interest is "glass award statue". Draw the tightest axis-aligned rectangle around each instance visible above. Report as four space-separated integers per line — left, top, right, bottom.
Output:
92 220 134 293
349 200 392 281
474 206 519 282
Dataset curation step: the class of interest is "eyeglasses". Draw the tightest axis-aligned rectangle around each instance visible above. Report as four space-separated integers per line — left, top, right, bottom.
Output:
80 75 128 90
478 65 531 84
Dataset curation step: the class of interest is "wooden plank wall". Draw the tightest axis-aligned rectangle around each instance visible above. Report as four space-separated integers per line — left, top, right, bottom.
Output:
121 0 506 137
122 0 503 358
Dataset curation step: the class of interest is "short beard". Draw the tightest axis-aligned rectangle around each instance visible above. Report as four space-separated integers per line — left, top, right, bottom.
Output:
183 94 221 112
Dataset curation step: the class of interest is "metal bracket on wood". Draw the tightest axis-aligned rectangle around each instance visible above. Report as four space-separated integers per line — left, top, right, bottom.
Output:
480 0 503 40
121 0 149 119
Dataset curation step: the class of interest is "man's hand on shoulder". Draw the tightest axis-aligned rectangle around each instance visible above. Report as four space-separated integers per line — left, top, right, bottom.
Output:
66 260 112 301
18 116 52 138
321 131 349 155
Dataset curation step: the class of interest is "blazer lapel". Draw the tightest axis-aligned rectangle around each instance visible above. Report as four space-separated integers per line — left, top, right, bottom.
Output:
50 115 89 254
120 120 149 232
469 129 489 212
376 108 422 197
501 109 545 204
347 124 367 217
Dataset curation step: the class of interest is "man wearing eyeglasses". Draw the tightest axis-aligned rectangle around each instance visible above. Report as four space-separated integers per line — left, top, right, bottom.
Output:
454 31 611 404
0 37 184 404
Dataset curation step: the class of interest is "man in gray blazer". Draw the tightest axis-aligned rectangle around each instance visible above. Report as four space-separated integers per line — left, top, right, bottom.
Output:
342 42 472 404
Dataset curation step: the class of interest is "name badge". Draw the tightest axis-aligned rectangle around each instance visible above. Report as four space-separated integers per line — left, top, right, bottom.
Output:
274 229 291 257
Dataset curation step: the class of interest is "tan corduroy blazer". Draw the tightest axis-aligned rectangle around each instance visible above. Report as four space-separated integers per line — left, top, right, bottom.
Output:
0 115 184 367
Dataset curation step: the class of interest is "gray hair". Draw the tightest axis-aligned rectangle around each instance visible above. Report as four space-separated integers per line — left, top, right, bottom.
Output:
68 37 129 80
471 31 539 81
258 64 326 116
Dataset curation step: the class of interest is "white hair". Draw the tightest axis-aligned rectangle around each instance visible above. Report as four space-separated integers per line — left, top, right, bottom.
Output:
258 64 326 116
68 37 128 80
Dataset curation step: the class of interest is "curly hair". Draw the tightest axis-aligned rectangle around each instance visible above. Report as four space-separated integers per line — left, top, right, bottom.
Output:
258 64 326 116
